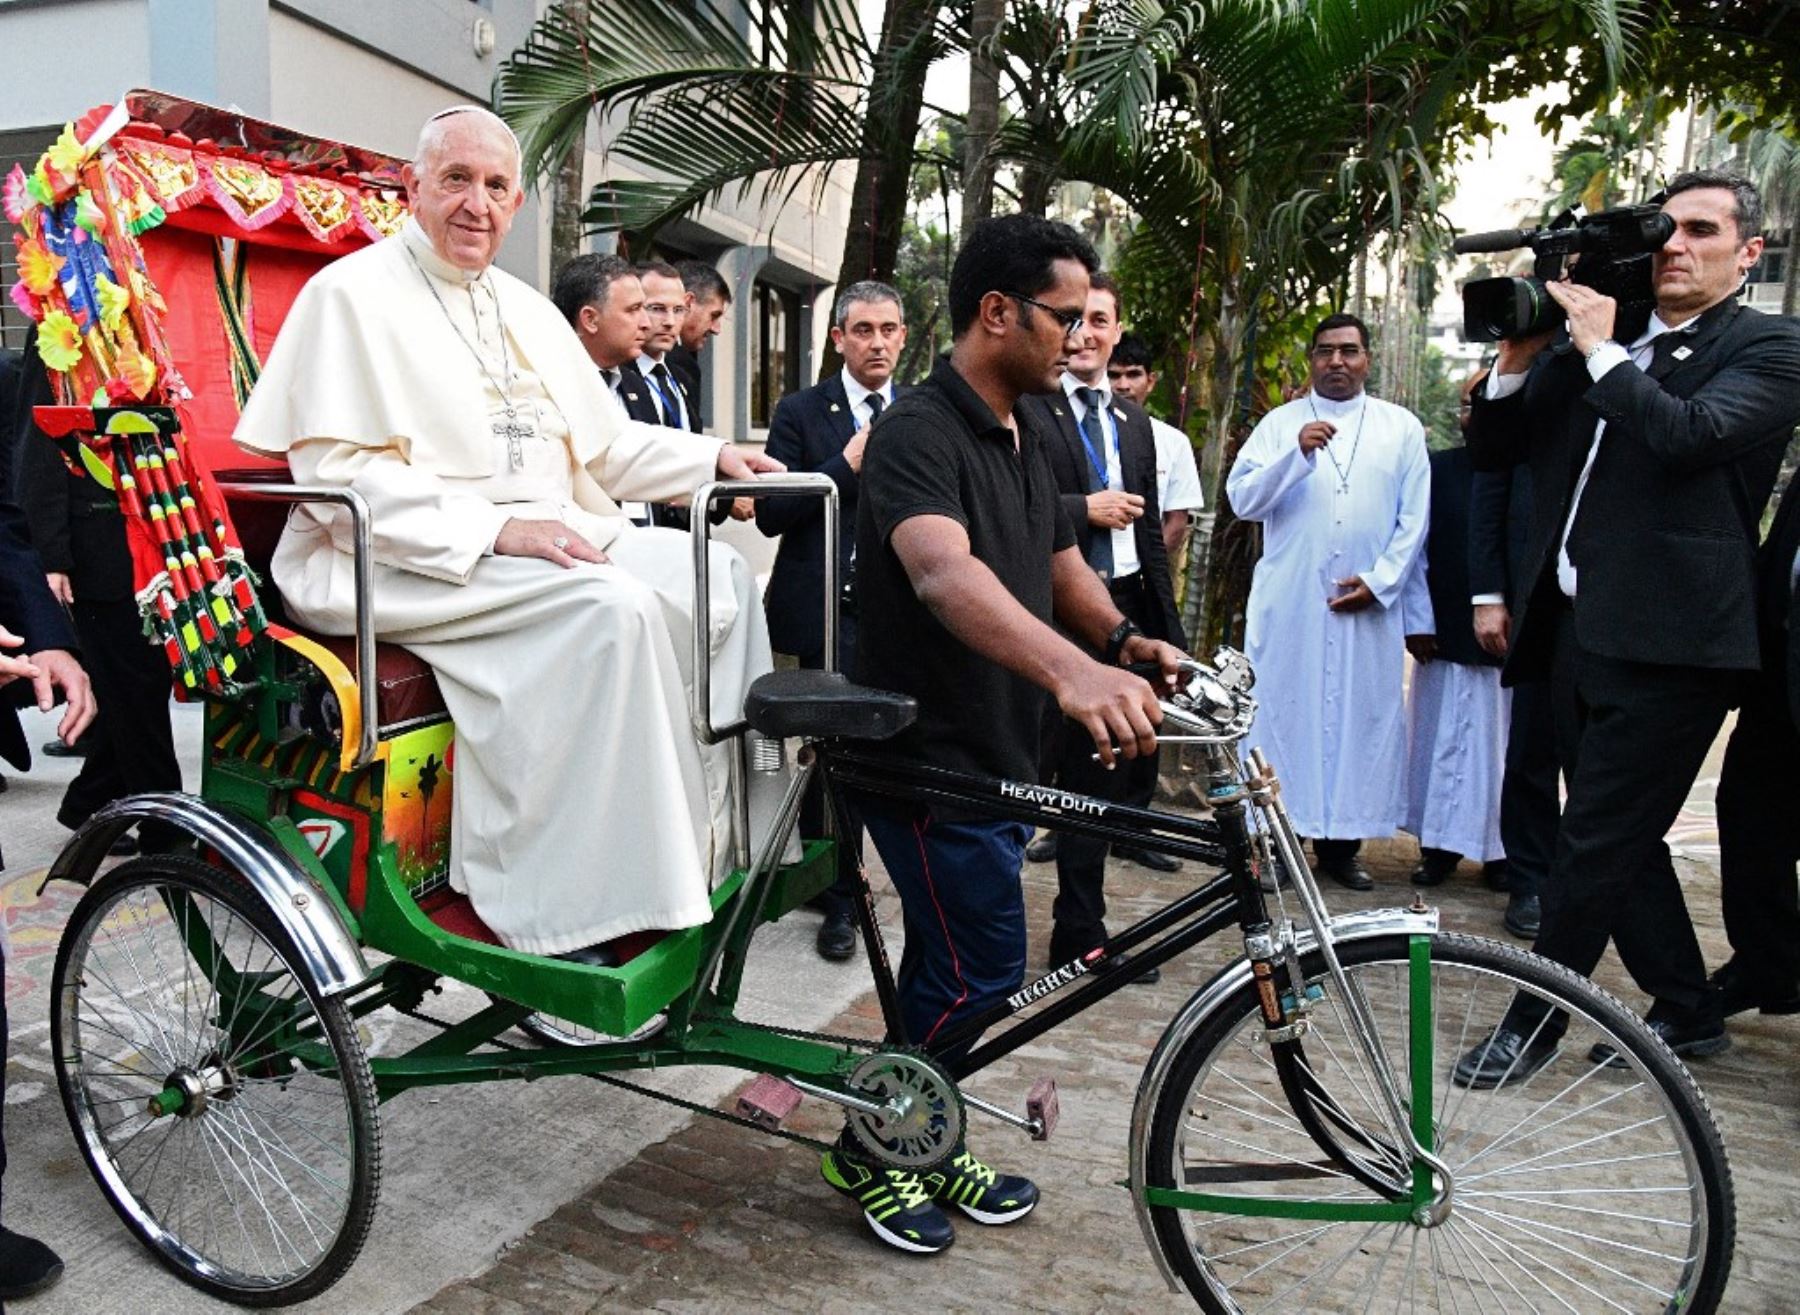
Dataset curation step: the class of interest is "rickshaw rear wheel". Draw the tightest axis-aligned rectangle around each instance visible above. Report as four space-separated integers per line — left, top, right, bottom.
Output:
50 854 382 1306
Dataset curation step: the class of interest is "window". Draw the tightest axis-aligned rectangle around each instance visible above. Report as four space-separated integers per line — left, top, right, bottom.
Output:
1752 249 1784 287
752 279 801 427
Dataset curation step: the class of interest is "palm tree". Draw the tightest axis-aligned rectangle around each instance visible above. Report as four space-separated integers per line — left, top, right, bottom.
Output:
1743 125 1800 316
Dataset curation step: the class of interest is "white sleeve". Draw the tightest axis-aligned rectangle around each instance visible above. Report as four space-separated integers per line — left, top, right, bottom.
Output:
1154 418 1205 512
1399 550 1435 635
1225 414 1315 521
286 438 509 584
1483 370 1527 400
1360 419 1432 608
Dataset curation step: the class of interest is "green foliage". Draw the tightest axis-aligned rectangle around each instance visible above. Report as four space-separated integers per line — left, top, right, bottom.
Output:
1412 345 1475 451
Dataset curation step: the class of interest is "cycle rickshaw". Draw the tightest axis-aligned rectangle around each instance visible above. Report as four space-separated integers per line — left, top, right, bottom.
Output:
13 93 1734 1311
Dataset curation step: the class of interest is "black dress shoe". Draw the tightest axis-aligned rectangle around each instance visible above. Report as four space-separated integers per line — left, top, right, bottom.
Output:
1452 1026 1560 1090
1112 844 1182 873
1710 959 1800 1018
1408 862 1455 887
0 1226 64 1299
1317 859 1374 892
1128 964 1162 985
41 737 88 758
816 909 857 961
1025 832 1058 863
1502 892 1541 940
1588 1014 1729 1069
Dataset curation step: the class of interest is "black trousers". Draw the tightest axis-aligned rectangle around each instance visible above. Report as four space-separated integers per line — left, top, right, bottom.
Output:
1 937 8 1211
791 620 861 916
1512 607 1732 1034
1498 677 1558 900
1049 574 1162 962
56 598 181 839
1715 642 1800 994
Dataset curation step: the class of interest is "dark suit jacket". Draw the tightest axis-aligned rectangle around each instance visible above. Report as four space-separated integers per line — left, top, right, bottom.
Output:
1468 466 1535 612
1760 475 1800 722
1020 388 1185 647
666 343 704 428
1420 446 1495 668
0 348 79 770
619 358 707 530
1467 297 1800 683
756 372 871 658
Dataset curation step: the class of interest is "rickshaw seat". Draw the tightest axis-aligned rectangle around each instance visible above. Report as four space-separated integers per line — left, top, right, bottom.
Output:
744 669 917 741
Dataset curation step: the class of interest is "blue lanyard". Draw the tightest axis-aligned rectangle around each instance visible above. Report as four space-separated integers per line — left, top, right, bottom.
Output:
1075 395 1116 488
647 368 683 425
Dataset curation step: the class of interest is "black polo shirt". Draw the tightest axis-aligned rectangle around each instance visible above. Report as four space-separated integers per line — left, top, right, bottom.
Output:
853 355 1076 782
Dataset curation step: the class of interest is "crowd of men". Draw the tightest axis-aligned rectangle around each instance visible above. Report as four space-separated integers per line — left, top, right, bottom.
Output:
0 99 1796 1282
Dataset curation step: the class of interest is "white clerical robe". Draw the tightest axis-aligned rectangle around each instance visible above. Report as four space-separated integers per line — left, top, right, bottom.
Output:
234 220 771 955
1397 556 1509 861
1226 390 1430 840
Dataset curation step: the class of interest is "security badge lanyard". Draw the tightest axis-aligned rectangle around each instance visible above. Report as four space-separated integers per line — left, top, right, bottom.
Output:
1076 395 1120 491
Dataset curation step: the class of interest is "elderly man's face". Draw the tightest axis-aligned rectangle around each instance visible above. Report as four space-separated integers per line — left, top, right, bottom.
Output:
578 274 648 369
680 293 728 351
403 117 523 272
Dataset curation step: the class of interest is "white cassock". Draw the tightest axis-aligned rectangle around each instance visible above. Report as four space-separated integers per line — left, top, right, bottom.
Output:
1226 390 1430 840
234 219 770 955
1398 556 1509 861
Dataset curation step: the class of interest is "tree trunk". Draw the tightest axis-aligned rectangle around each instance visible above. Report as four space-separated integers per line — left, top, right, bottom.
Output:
548 0 589 272
961 0 1005 233
820 0 940 381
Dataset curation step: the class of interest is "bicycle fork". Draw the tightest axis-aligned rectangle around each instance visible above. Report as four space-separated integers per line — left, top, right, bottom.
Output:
1209 744 1454 1224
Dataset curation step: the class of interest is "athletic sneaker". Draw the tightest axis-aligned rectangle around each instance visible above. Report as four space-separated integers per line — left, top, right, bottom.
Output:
922 1145 1039 1224
820 1146 955 1254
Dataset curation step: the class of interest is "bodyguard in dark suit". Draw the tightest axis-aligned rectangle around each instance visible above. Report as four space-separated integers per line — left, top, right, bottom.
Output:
1467 400 1553 941
669 259 732 427
1020 272 1185 968
1712 471 1800 1016
631 260 709 531
1457 171 1800 1085
15 333 181 849
756 280 905 960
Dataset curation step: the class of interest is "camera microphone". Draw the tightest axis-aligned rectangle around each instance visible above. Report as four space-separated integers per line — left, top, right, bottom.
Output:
1453 227 1531 255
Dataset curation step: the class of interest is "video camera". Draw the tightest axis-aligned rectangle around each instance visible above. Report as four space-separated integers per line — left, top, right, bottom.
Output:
1454 203 1675 342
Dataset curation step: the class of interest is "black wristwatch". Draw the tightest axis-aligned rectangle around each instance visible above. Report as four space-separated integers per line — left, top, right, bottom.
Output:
1103 618 1143 666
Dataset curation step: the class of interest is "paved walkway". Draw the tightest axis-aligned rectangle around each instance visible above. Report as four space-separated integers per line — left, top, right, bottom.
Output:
2 710 1793 1312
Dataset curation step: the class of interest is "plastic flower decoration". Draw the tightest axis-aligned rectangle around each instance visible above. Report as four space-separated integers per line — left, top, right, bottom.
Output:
45 124 87 186
38 308 84 372
95 272 130 330
8 281 40 322
115 343 158 399
2 163 31 224
74 188 106 236
15 235 59 295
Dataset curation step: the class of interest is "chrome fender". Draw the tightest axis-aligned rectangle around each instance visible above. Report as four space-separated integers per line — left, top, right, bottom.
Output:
1127 906 1441 1292
46 791 373 998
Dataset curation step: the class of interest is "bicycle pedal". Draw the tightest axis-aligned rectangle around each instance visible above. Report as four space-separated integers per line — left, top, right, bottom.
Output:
1026 1076 1059 1141
735 1074 803 1131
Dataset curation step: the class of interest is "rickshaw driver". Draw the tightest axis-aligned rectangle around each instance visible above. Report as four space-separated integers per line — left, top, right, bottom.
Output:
818 214 1188 1254
234 106 783 960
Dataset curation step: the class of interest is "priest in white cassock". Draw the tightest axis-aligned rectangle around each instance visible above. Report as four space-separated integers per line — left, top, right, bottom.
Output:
1399 379 1510 891
1226 312 1430 891
233 106 782 958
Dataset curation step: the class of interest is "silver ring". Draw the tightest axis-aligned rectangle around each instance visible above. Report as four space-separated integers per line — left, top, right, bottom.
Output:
552 535 570 550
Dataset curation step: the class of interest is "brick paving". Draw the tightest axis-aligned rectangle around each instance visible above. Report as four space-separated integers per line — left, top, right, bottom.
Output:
414 745 1799 1314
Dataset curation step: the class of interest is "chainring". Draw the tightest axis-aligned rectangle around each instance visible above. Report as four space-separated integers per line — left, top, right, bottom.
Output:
841 1050 963 1171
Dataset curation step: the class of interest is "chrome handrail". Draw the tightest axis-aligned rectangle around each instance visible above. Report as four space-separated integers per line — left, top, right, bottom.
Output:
688 472 840 746
218 482 380 768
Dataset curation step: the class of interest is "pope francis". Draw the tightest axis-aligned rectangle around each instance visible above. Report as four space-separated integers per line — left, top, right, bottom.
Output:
234 106 782 957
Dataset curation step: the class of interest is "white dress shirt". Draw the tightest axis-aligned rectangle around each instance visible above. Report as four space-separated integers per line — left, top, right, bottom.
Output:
637 351 693 430
840 367 894 430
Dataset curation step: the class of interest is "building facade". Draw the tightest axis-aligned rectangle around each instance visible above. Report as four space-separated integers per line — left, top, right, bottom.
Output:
0 0 850 445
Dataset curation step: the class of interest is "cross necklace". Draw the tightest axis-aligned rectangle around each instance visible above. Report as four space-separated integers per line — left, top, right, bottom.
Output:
1309 392 1368 494
407 246 537 470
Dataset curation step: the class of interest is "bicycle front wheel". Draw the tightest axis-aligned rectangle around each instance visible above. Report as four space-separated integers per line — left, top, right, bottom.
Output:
1140 931 1732 1313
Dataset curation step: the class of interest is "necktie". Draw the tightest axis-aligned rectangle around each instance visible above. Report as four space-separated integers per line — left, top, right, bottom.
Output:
602 366 621 394
650 362 682 428
1075 387 1114 580
866 390 885 425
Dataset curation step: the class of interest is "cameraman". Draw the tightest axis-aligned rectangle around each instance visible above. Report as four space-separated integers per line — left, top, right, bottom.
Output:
1455 170 1800 1087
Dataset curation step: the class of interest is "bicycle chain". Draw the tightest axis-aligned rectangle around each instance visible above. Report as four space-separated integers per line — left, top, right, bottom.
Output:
392 1005 902 1158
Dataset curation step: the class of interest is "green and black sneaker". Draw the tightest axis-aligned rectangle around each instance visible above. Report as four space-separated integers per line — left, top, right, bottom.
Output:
922 1145 1040 1225
820 1145 956 1255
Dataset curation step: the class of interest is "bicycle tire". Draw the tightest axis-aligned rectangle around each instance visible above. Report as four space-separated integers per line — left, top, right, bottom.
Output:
1142 931 1733 1313
51 855 382 1306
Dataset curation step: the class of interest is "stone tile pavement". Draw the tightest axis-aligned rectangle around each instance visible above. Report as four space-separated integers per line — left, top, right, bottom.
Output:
414 725 1798 1315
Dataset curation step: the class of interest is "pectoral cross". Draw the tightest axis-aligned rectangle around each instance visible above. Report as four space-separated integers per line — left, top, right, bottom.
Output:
494 407 536 470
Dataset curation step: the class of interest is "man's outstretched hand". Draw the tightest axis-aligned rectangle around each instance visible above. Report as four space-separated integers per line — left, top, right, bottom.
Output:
6 631 97 746
716 446 787 520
